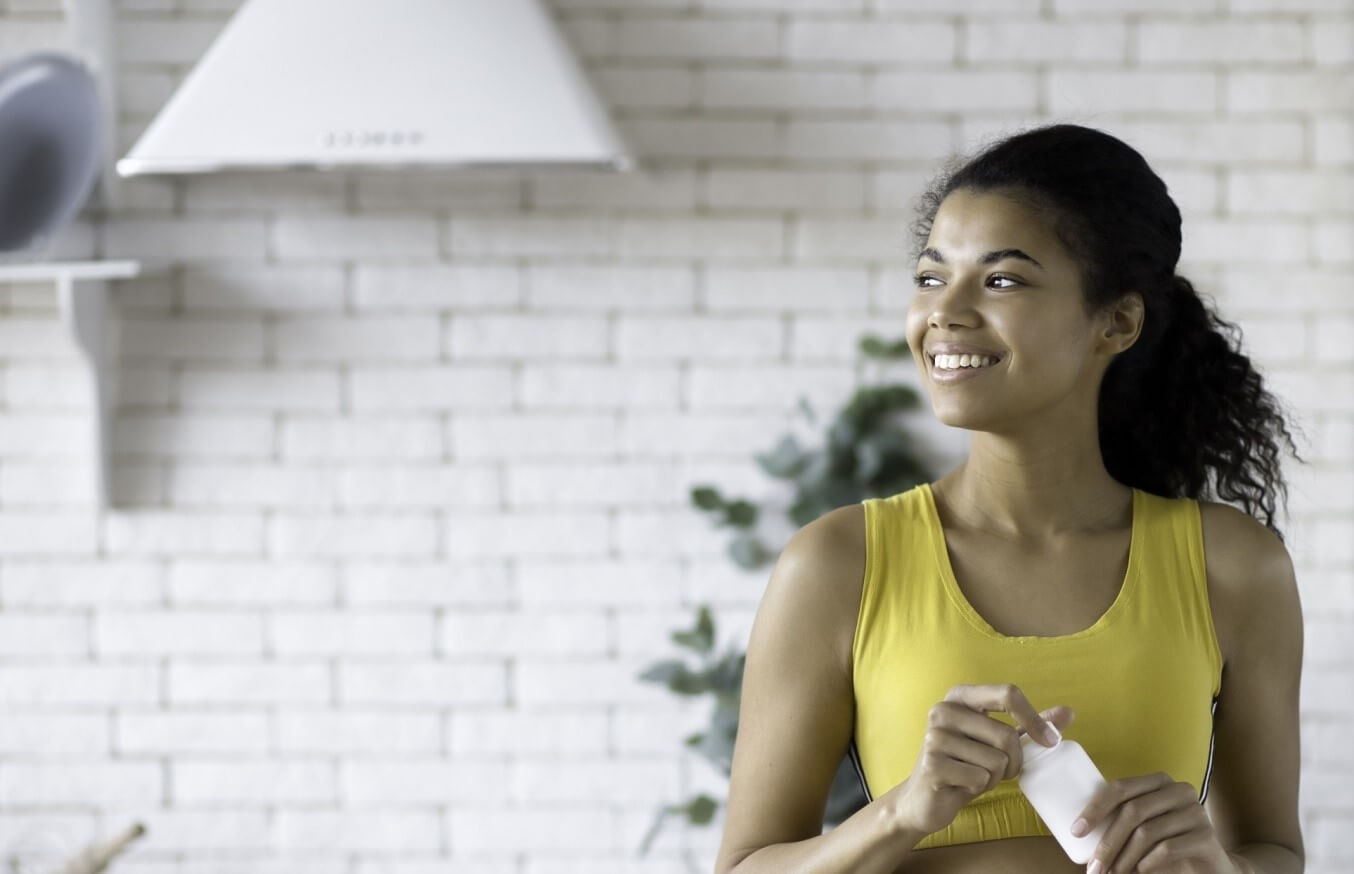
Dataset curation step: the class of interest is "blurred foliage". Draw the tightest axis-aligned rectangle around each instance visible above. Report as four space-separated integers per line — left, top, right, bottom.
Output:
637 333 937 859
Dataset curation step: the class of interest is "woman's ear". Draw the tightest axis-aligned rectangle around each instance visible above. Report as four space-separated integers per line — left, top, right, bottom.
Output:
1100 291 1145 356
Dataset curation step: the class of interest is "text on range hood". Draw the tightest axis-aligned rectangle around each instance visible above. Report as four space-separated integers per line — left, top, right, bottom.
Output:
117 0 634 176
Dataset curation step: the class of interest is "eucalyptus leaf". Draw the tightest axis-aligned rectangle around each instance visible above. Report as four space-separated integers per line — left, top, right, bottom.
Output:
648 332 934 855
691 486 725 511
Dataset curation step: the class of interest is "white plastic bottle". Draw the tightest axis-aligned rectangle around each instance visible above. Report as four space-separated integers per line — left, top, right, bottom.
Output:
1018 726 1110 863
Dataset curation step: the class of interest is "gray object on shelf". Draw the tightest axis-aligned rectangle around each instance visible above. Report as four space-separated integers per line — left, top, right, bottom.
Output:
0 51 103 254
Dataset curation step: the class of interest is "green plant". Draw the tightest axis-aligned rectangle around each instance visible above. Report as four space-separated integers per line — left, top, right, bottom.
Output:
637 334 937 858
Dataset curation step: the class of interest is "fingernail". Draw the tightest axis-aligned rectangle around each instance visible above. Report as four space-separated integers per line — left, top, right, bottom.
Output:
1087 860 1102 874
1071 817 1088 836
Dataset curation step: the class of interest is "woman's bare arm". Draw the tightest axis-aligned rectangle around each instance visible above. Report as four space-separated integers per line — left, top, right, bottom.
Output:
714 506 926 874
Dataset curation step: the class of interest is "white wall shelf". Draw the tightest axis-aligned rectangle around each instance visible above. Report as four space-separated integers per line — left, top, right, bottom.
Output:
0 259 141 508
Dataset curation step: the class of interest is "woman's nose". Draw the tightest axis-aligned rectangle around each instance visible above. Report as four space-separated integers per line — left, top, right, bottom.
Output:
925 276 981 329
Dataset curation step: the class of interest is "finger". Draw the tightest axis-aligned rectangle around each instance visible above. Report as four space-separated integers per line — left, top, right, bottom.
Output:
924 727 1012 791
943 683 1059 746
919 743 1002 796
1082 778 1191 873
1076 771 1175 836
1107 806 1205 874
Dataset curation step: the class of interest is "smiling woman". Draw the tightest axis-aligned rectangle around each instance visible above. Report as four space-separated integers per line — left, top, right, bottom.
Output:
713 124 1306 874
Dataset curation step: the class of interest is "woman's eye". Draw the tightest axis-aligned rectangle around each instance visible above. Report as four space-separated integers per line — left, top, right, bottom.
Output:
913 273 1020 289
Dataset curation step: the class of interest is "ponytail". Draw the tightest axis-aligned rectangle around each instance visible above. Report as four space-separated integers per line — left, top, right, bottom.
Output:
1099 276 1303 541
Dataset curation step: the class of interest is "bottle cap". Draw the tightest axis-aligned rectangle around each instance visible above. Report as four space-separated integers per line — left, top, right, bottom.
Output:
1020 730 1061 764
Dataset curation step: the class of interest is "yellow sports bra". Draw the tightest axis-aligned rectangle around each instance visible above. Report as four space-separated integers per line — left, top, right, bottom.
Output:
849 482 1224 851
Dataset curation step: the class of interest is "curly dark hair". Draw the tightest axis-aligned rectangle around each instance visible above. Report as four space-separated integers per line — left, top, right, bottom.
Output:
910 123 1305 542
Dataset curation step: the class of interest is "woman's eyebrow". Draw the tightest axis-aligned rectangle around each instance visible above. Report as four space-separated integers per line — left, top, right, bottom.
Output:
918 247 1045 270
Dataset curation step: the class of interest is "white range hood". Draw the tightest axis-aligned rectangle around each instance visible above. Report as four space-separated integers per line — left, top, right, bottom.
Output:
117 0 634 176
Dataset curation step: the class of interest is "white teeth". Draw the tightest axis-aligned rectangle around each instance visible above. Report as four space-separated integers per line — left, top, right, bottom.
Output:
933 353 998 370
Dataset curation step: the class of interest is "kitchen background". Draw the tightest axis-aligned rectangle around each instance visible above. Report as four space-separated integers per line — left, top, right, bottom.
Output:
0 0 1351 872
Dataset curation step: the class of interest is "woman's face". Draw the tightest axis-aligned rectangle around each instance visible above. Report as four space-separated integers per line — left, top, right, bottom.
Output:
904 187 1121 435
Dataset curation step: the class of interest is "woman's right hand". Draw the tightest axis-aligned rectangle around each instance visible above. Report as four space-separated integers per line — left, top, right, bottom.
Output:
885 684 1077 837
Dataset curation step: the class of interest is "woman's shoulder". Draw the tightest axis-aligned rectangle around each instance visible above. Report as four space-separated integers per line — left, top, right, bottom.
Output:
777 503 869 678
1195 498 1298 668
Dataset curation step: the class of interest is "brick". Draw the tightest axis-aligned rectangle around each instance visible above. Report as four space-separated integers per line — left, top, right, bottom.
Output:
1049 71 1219 114
445 511 610 558
271 611 436 656
615 218 785 260
105 512 264 558
441 610 609 656
272 316 440 363
341 465 500 509
519 364 682 411
277 710 441 754
117 711 269 754
353 264 522 310
178 367 342 412
617 315 782 361
1228 171 1354 216
0 664 159 707
0 513 98 555
784 119 955 161
966 20 1128 63
174 761 336 803
787 19 956 64
338 661 506 706
448 215 612 258
343 562 514 607
348 366 516 412
1137 20 1305 64
516 758 680 803
527 265 693 311
96 611 264 655
104 218 268 261
532 167 699 211
874 70 1039 112
280 418 443 461
517 559 682 608
505 462 679 508
0 613 88 656
344 760 510 803
449 708 608 756
129 810 270 853
113 414 275 460
0 714 108 754
0 763 161 805
624 118 780 160
449 315 609 359
273 217 439 260
702 69 868 111
705 169 867 212
269 514 439 558
169 560 336 606
448 806 612 854
168 662 331 705
449 414 620 460
276 810 441 852
594 66 696 111
1227 71 1354 113
1315 120 1354 165
616 18 780 61
169 465 341 508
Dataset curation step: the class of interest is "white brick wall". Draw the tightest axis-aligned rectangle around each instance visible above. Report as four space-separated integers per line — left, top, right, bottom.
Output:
0 0 1350 872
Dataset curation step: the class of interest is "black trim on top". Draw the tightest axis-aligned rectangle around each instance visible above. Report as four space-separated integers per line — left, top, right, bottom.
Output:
1199 693 1220 804
849 737 873 802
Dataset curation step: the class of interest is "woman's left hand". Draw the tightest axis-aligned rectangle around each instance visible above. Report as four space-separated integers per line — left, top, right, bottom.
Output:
1074 771 1236 873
